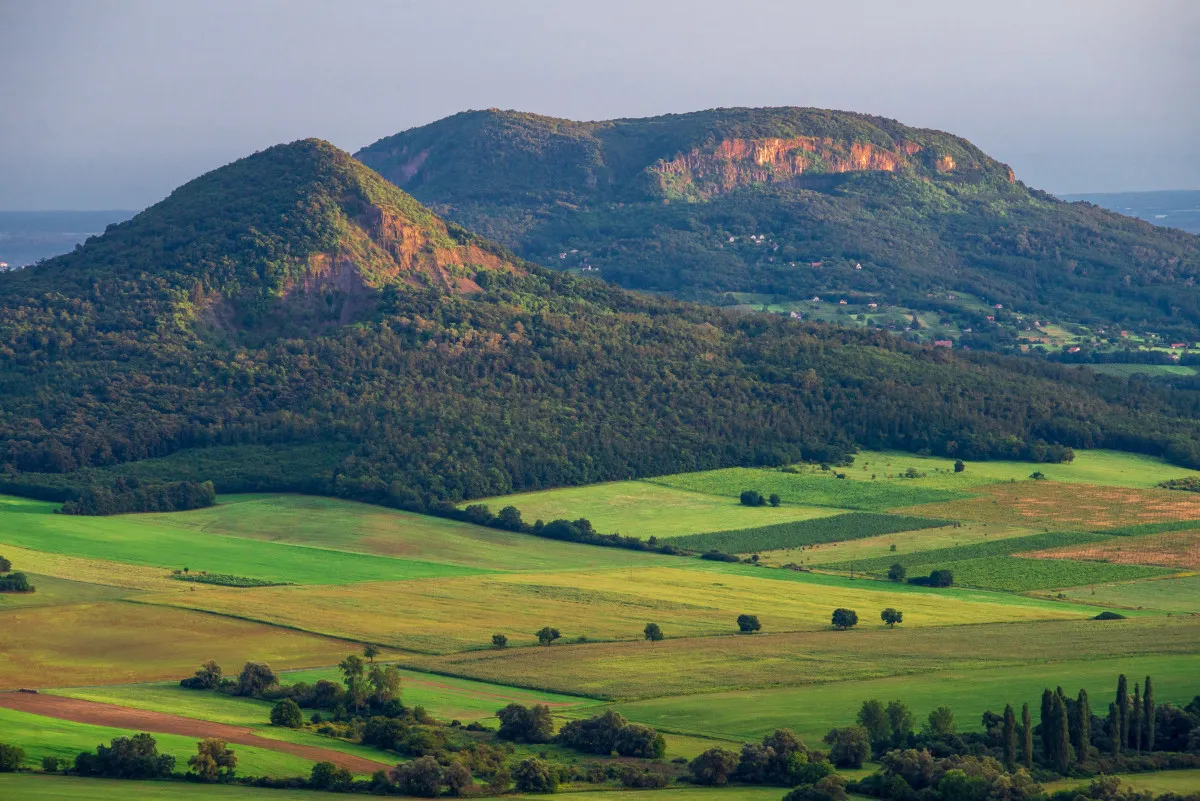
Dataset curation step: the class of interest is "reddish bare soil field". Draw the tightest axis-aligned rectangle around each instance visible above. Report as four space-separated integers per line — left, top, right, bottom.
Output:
0 692 387 773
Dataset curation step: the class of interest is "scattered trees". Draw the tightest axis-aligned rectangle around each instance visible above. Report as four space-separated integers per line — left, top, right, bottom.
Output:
270 698 303 728
823 726 870 768
311 761 354 792
0 743 24 772
536 626 561 645
180 660 222 690
831 608 858 630
880 608 903 627
74 733 176 779
188 738 237 782
737 614 761 633
0 556 32 593
689 747 740 785
391 755 444 797
556 711 666 758
496 703 554 743
740 490 766 507
643 622 663 641
512 757 557 793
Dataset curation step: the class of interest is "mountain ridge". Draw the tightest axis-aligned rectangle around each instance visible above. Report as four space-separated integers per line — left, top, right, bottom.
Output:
357 106 1200 342
3 137 1200 508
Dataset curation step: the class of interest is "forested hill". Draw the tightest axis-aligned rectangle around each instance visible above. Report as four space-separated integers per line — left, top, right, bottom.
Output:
356 107 1200 340
2 138 1200 509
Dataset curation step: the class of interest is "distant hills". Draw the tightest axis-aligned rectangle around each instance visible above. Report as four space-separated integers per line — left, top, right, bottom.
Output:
3 138 1200 508
0 210 136 269
357 107 1200 341
1059 190 1200 236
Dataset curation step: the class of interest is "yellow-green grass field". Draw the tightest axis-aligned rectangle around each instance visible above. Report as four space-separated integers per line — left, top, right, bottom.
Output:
0 543 199 592
0 602 382 689
644 468 966 511
0 573 131 609
0 774 786 801
0 707 319 777
1044 769 1200 794
899 481 1200 530
760 522 1038 567
472 481 841 538
139 565 1093 655
611 652 1200 744
140 494 672 572
410 617 1200 700
1047 574 1200 614
0 495 485 586
841 448 1200 490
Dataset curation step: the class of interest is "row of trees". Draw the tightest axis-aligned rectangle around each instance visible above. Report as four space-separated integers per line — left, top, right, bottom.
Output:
740 490 782 507
0 554 33 593
689 728 834 787
433 502 683 555
496 704 665 759
59 480 215 516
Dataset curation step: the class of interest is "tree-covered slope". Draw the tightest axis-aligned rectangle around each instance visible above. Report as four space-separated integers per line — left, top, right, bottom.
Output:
357 107 1200 340
2 138 1200 509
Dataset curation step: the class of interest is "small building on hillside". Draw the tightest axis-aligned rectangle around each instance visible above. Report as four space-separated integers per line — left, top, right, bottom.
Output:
933 340 953 348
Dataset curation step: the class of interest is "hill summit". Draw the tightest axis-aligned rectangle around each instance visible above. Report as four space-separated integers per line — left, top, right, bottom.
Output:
358 107 1200 341
3 137 1200 505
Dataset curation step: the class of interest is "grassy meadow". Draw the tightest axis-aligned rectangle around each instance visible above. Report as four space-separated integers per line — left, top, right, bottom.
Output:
3 446 1200 797
471 481 842 538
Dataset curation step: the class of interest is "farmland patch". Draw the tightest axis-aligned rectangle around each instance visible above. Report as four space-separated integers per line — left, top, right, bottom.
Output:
664 513 951 553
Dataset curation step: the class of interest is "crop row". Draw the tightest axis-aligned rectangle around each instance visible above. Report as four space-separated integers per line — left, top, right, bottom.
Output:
664 512 951 553
827 530 1109 573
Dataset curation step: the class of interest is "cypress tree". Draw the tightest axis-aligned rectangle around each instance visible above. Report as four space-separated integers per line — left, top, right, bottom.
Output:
1116 674 1129 750
1040 688 1054 762
1003 704 1017 770
1075 690 1090 765
1109 701 1121 756
1022 703 1033 770
1053 694 1071 775
1131 683 1143 756
1144 675 1155 752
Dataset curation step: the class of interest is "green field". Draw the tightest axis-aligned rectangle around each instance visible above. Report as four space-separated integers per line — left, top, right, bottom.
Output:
1045 769 1200 794
933 555 1174 592
645 467 967 510
473 481 841 538
0 707 318 777
663 513 950 553
825 530 1111 572
411 617 1200 700
1080 363 1199 379
0 573 131 609
611 652 1200 743
778 522 1038 567
0 495 484 585
0 774 786 801
1051 574 1200 613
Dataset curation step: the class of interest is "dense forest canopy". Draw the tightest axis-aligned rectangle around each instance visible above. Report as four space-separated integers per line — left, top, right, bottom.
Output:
357 107 1200 340
2 138 1200 508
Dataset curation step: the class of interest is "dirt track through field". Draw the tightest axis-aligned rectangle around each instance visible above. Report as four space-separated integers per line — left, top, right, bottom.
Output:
0 692 389 774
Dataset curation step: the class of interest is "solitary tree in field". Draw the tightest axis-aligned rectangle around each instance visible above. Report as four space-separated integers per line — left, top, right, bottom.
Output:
1022 703 1033 769
643 623 663 642
188 738 237 782
363 644 381 663
768 493 781 507
954 460 965 473
880 608 903 628
887 563 906 581
0 555 10 573
1144 675 1155 752
270 699 303 728
736 614 761 633
1003 704 1017 770
491 633 508 648
740 490 765 507
536 627 561 645
831 608 858 630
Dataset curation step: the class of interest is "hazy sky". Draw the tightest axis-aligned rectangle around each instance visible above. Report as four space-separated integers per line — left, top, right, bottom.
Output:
2 0 1198 210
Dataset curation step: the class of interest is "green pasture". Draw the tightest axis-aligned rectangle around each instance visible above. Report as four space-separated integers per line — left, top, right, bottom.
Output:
665 513 951 552
825 530 1110 572
0 707 317 777
0 495 483 585
473 481 840 538
1051 574 1200 613
644 468 966 511
1080 363 1198 379
1045 769 1200 794
0 774 787 801
0 573 130 609
150 494 669 572
930 555 1173 592
843 448 1200 490
612 653 1200 744
780 523 1038 567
